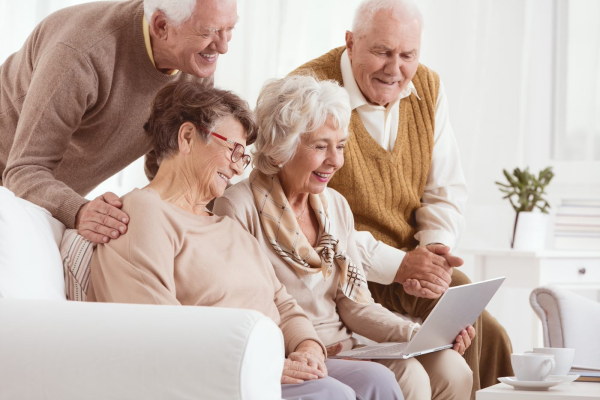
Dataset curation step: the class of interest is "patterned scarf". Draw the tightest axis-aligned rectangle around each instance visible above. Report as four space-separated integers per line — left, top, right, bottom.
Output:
250 170 372 305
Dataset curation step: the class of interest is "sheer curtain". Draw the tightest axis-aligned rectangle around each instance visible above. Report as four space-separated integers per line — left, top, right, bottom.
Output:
2 0 595 249
554 0 600 161
0 0 102 63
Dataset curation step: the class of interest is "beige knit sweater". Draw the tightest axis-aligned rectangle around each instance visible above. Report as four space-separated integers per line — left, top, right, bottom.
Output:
87 188 324 357
214 180 418 351
0 0 210 228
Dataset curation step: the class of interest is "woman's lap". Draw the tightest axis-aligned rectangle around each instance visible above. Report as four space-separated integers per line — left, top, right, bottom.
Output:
282 358 403 400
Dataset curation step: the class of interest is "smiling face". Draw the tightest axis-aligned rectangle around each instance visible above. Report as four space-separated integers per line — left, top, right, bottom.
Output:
191 116 247 199
277 116 347 196
164 0 237 78
346 9 421 106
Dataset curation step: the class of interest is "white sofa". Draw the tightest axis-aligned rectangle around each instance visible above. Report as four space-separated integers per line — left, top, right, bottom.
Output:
530 285 600 370
0 187 284 400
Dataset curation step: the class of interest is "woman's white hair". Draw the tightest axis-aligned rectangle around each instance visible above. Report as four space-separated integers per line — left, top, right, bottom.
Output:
253 75 351 176
143 0 197 26
352 0 423 37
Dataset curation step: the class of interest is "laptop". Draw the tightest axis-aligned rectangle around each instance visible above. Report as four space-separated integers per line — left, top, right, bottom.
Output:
330 276 505 360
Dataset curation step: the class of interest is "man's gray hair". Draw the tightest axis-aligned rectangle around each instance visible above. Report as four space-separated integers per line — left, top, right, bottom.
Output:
352 0 424 37
253 75 351 176
143 0 197 26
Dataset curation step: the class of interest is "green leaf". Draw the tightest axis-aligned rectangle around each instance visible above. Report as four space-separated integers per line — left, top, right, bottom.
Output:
499 166 553 213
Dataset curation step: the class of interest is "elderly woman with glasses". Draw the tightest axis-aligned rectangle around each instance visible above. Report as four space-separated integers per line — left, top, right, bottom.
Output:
87 81 403 400
213 75 475 400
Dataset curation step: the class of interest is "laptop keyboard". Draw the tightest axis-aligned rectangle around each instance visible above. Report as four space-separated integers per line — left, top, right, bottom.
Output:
349 343 408 357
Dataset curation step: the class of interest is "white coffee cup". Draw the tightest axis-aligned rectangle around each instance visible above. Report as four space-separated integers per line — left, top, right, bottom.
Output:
511 353 555 381
530 348 575 376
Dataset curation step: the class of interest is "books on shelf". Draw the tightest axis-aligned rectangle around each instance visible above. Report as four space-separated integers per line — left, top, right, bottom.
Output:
554 235 600 250
561 199 600 207
553 199 600 250
571 368 600 383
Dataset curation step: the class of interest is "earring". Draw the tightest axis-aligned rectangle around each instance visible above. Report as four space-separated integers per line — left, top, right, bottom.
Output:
278 163 283 168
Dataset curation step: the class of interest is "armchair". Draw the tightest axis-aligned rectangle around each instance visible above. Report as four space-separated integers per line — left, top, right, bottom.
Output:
530 286 600 370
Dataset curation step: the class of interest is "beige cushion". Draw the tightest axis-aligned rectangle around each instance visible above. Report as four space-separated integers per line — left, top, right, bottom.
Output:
60 229 95 301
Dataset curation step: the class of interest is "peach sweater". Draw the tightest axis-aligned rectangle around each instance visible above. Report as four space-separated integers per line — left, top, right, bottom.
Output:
88 188 324 356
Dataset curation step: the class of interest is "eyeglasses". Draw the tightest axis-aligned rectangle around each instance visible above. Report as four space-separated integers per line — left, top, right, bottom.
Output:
198 126 251 169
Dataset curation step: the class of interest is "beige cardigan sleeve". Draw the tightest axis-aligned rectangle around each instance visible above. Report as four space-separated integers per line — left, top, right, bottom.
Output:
89 195 180 305
214 194 327 357
267 257 327 357
333 191 420 343
336 289 419 343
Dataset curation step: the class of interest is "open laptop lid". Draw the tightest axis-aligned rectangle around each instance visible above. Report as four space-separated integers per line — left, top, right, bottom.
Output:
403 276 505 356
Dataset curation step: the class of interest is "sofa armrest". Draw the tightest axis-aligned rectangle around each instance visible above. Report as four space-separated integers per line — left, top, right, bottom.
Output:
0 299 284 400
530 286 600 369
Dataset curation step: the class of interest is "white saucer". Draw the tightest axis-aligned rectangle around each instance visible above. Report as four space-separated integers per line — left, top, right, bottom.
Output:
498 377 563 391
549 374 580 384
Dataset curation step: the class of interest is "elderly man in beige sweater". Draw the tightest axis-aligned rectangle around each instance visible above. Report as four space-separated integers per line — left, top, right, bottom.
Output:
0 0 236 244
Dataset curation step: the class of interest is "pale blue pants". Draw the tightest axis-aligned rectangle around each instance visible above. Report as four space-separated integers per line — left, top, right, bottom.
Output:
282 358 404 400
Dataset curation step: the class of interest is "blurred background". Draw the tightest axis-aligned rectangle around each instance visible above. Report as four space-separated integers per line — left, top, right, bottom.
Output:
2 0 600 353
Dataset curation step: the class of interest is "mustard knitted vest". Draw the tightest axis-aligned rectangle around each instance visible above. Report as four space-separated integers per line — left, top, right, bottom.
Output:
291 47 439 250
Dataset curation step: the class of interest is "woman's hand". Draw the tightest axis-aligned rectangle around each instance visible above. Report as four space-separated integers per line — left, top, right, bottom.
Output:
292 340 327 375
281 358 323 384
281 340 327 384
325 342 371 362
453 326 476 355
325 342 343 357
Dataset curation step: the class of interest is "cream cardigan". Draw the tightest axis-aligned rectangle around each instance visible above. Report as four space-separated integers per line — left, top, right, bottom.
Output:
214 179 419 351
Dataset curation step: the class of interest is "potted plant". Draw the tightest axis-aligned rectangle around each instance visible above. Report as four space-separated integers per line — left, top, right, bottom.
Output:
495 167 554 249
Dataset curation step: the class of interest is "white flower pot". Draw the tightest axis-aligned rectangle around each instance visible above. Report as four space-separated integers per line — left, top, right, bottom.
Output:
512 212 548 250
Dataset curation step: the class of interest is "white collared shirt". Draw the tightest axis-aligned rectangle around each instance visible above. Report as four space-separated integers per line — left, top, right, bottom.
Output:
340 50 468 284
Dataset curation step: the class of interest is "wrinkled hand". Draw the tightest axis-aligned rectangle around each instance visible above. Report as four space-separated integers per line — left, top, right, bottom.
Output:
453 326 475 355
282 341 327 384
281 358 324 384
325 343 343 357
325 342 371 362
75 192 129 244
292 340 327 374
397 244 463 299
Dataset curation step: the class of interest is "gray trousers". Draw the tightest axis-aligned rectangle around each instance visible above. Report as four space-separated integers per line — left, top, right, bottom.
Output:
282 358 404 400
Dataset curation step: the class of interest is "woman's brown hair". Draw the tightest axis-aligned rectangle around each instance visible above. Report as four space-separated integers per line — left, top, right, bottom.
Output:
144 81 257 163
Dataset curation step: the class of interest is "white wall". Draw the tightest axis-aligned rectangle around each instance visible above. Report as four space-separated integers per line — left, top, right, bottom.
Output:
2 0 599 252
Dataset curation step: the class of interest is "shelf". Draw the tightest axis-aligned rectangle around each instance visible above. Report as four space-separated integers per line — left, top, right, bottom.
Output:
458 248 600 259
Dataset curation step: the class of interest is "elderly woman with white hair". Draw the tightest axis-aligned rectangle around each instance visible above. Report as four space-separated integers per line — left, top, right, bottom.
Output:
87 81 402 400
214 75 475 399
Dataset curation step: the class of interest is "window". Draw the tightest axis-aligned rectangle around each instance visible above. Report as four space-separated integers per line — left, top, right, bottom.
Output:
553 0 600 161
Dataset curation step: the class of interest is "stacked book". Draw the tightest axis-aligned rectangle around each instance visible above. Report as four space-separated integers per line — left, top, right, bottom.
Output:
572 368 600 383
554 199 600 250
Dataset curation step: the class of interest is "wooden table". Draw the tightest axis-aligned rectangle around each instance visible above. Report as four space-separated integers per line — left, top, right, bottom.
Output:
476 382 600 399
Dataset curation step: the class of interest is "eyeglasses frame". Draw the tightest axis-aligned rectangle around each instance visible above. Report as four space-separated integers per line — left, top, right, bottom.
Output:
197 126 251 169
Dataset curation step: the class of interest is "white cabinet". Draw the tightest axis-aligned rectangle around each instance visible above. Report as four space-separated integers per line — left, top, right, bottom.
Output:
458 249 600 354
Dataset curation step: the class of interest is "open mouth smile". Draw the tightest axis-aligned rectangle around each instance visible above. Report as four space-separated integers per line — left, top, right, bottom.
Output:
374 78 398 86
199 52 217 63
312 171 332 182
217 172 230 182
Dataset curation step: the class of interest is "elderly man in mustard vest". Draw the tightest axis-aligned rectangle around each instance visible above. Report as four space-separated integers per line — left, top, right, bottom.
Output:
291 0 512 397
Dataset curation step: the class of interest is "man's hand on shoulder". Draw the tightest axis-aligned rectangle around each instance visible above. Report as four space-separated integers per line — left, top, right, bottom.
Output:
394 244 463 299
75 192 129 244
